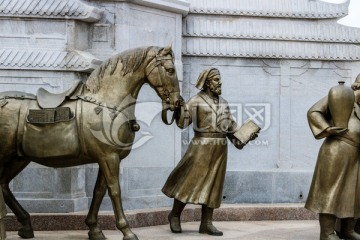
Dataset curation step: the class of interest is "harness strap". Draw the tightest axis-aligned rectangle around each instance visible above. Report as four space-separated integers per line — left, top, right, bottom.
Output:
17 100 31 156
146 56 173 76
146 54 179 125
145 55 178 100
76 99 88 157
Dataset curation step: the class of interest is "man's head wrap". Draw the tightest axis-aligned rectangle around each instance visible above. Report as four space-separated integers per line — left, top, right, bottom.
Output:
351 73 360 90
195 68 220 90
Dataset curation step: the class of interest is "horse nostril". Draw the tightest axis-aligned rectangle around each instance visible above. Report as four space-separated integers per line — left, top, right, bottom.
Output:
129 120 140 132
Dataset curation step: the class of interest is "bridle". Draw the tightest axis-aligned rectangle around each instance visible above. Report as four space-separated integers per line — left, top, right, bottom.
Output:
145 54 180 125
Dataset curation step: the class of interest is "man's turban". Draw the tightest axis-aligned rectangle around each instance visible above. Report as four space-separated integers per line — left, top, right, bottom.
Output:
351 73 360 90
195 68 220 90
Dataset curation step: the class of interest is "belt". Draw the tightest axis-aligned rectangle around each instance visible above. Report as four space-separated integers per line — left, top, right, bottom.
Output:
332 136 360 148
194 132 226 138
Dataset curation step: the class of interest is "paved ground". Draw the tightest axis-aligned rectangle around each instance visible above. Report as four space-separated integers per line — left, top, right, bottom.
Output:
6 220 319 240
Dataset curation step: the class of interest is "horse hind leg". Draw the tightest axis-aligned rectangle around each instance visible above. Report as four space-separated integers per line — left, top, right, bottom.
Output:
85 169 107 240
0 159 34 239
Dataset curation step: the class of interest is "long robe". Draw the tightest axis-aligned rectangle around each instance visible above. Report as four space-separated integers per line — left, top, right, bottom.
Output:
162 91 237 209
305 96 360 218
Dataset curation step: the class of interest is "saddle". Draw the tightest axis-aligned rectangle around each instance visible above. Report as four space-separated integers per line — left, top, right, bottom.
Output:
7 81 85 158
24 80 84 124
36 80 83 109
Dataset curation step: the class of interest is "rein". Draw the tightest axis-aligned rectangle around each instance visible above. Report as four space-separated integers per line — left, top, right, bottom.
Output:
161 101 175 125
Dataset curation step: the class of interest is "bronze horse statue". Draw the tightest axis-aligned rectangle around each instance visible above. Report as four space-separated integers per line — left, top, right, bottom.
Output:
0 46 182 240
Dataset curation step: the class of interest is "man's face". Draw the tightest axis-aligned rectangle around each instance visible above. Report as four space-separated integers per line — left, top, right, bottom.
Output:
355 89 360 103
207 75 222 96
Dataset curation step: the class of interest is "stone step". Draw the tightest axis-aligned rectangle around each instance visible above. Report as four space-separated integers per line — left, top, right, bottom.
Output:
4 204 316 231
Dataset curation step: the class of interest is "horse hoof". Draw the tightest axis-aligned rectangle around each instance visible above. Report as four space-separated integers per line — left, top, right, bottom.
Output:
88 230 107 240
123 234 139 240
18 228 34 239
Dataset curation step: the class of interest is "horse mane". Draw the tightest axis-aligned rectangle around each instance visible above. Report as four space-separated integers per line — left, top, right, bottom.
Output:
86 46 157 93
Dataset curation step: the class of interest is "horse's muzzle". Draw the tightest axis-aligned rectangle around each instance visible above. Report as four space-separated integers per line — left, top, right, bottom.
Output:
167 91 181 111
161 92 183 125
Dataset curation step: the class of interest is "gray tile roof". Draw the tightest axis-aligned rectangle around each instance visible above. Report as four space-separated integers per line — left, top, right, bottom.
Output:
183 38 360 61
188 0 349 19
0 48 102 72
0 0 103 22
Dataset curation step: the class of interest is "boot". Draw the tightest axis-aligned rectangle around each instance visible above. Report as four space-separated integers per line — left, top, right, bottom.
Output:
0 219 5 240
199 205 223 236
319 214 341 240
339 218 360 240
168 199 186 233
355 219 360 234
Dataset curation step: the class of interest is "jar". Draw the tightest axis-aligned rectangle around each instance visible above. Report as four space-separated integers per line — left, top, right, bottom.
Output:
328 80 355 128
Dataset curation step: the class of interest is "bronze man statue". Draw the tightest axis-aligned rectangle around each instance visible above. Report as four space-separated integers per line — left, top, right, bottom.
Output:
162 68 257 236
306 74 360 240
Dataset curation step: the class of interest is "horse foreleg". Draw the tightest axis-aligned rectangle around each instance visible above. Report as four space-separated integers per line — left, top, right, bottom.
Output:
99 156 138 240
85 168 107 240
0 159 34 239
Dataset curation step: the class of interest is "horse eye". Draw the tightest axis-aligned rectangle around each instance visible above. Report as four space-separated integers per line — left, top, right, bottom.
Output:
166 68 175 74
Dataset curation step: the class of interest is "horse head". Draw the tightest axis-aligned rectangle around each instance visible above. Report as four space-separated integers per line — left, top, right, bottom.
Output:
145 45 182 125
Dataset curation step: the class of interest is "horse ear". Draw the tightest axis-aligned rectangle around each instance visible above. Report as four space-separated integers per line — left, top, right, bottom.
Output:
160 44 172 56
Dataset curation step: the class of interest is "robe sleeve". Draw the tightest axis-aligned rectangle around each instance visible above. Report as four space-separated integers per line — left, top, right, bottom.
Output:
307 96 332 139
225 104 238 133
221 102 242 148
216 99 238 133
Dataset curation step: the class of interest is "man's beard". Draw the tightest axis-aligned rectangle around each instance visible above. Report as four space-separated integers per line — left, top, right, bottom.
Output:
210 85 222 95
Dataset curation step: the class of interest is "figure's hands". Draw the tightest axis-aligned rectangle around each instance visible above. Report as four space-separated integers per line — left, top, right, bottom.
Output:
250 133 258 141
175 96 190 129
234 140 245 150
176 96 185 108
325 126 348 136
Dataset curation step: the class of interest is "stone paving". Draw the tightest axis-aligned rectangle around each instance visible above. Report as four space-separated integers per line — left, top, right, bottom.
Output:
6 220 319 240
